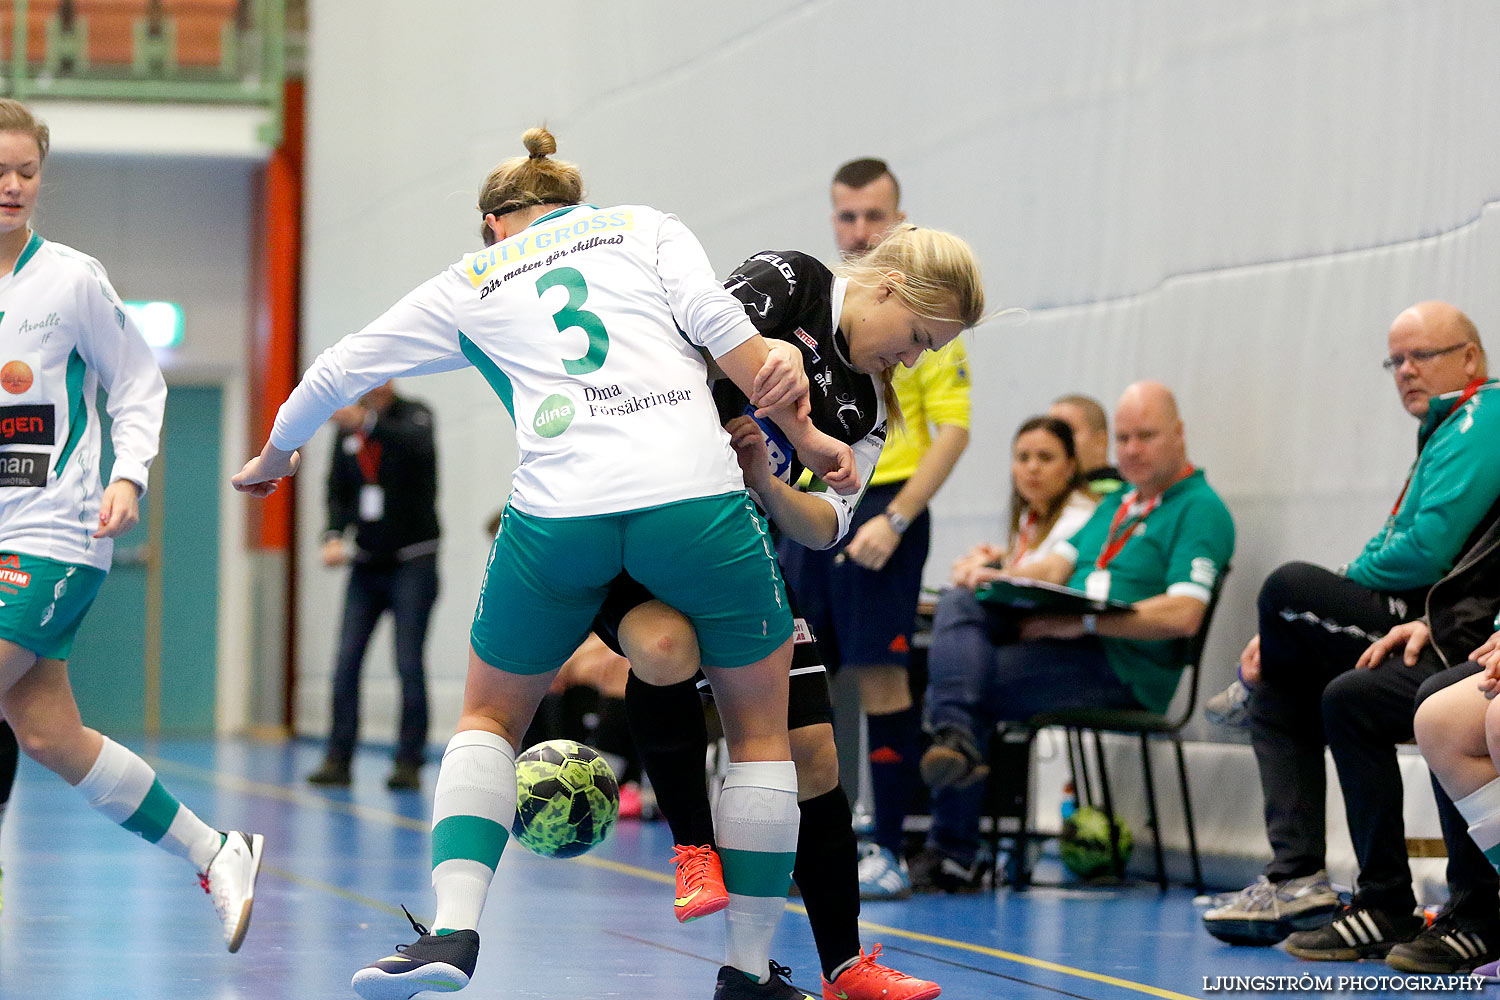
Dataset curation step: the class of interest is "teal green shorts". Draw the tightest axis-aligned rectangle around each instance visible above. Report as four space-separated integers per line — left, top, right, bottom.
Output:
471 492 792 674
0 552 107 660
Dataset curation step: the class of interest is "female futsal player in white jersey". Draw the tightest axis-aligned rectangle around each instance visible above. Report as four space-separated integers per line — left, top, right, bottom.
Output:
0 99 263 951
234 127 856 1000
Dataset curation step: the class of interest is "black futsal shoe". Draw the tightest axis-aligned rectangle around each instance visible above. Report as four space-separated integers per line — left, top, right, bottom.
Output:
352 907 480 999
714 961 816 999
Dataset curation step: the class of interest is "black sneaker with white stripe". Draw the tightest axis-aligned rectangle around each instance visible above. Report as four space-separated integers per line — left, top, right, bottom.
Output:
1283 903 1423 961
1387 913 1500 974
352 907 479 999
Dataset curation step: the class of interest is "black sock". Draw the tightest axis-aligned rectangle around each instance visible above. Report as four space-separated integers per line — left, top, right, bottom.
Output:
794 785 862 981
0 720 16 809
624 672 715 848
867 706 921 856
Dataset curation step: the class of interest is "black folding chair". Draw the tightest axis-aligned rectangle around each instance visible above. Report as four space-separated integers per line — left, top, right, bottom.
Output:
986 568 1229 892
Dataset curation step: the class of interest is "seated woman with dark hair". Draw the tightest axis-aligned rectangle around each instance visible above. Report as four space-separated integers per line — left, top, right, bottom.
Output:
949 415 1098 590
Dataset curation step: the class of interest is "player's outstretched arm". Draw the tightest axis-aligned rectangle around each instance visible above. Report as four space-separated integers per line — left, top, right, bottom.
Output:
233 441 302 498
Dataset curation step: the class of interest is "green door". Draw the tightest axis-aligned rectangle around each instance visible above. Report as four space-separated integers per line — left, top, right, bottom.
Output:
69 384 222 737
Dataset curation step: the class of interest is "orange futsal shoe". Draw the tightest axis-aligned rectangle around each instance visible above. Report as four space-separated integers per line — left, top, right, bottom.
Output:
823 945 941 1000
672 843 728 923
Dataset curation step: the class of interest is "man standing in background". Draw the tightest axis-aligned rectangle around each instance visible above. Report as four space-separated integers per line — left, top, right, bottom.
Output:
779 158 973 899
308 380 440 791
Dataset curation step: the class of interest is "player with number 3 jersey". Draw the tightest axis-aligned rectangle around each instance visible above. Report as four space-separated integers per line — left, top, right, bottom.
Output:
234 127 858 1000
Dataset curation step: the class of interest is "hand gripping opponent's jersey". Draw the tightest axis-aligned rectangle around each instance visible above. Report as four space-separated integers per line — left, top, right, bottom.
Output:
0 234 166 571
715 250 886 546
272 205 760 518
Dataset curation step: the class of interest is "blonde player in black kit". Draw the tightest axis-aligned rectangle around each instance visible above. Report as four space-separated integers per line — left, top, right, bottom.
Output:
592 226 985 1000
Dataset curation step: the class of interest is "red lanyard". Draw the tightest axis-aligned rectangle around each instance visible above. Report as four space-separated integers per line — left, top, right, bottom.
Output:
1389 378 1484 516
1095 466 1194 570
356 434 382 484
1010 510 1039 566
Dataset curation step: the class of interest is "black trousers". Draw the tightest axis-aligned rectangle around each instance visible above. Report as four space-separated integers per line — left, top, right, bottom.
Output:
1249 561 1432 909
327 554 438 765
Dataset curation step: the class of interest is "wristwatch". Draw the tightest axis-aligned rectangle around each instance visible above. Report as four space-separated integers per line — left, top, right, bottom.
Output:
883 509 911 535
1081 614 1099 635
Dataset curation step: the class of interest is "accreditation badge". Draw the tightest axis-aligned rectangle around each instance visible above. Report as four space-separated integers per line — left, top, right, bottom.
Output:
359 484 385 521
1084 569 1111 601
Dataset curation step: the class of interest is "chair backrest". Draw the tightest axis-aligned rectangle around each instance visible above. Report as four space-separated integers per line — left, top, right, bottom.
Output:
1161 564 1230 730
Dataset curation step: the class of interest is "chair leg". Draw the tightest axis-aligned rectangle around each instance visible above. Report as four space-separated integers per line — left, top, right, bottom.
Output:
1139 733 1166 891
1174 736 1203 892
1091 731 1125 879
983 727 1002 878
1007 728 1037 890
1071 728 1094 807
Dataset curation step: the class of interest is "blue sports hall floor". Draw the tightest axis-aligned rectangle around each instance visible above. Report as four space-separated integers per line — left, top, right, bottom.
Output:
0 739 1482 999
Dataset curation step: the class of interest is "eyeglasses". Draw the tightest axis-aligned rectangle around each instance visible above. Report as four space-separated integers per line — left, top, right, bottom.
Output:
1381 342 1469 372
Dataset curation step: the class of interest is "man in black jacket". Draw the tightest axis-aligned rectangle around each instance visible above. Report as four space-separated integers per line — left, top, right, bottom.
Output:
308 381 440 790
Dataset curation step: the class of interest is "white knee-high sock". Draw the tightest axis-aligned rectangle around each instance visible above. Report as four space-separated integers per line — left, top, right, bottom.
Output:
1456 776 1500 870
75 736 223 869
430 730 516 934
717 760 799 982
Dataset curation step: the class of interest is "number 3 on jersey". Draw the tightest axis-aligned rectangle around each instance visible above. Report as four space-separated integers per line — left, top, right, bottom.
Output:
537 267 609 375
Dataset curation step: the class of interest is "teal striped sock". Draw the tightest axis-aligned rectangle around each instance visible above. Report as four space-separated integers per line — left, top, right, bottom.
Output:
76 736 223 869
1456 776 1500 873
431 730 516 934
718 760 799 981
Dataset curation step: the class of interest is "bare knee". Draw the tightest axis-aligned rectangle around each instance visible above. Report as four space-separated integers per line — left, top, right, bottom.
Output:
790 724 839 799
620 603 701 686
1485 700 1500 763
1414 696 1449 765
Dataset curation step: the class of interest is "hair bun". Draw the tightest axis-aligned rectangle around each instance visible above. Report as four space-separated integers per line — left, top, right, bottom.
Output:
522 127 556 160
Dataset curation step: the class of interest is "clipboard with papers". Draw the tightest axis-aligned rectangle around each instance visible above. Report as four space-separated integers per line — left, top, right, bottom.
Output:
973 577 1134 615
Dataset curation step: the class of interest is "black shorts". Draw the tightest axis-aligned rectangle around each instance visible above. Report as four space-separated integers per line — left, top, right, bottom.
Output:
593 571 834 730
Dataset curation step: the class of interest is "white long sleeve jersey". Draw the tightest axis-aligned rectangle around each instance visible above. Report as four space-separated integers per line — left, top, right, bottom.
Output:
273 205 760 517
0 234 166 571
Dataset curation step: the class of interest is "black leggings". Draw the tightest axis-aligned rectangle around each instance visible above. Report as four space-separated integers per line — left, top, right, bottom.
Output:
1249 561 1431 908
0 720 16 807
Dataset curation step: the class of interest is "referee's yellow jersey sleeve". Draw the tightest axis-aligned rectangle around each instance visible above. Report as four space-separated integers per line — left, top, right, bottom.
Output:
871 337 973 486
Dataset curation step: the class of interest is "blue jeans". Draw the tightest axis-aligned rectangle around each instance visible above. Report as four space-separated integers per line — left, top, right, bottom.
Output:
923 586 1140 861
327 554 438 765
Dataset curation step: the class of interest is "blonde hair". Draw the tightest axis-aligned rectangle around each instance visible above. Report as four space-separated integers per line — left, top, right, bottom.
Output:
838 224 985 329
837 224 986 426
0 99 49 161
477 127 582 243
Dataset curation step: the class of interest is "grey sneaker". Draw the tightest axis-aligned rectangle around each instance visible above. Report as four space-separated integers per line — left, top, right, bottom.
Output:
1204 679 1252 729
1202 871 1340 945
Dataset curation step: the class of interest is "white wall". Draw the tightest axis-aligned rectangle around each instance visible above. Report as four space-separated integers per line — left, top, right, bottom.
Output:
298 0 1500 876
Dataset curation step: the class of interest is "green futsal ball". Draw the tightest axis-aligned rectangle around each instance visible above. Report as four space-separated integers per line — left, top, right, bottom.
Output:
1059 805 1134 878
512 739 620 858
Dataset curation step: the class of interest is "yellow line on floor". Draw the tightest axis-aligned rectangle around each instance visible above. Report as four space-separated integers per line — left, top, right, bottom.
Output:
153 753 1202 1000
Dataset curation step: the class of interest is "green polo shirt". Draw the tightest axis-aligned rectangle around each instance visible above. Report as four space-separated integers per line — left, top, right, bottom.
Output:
1055 469 1235 712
